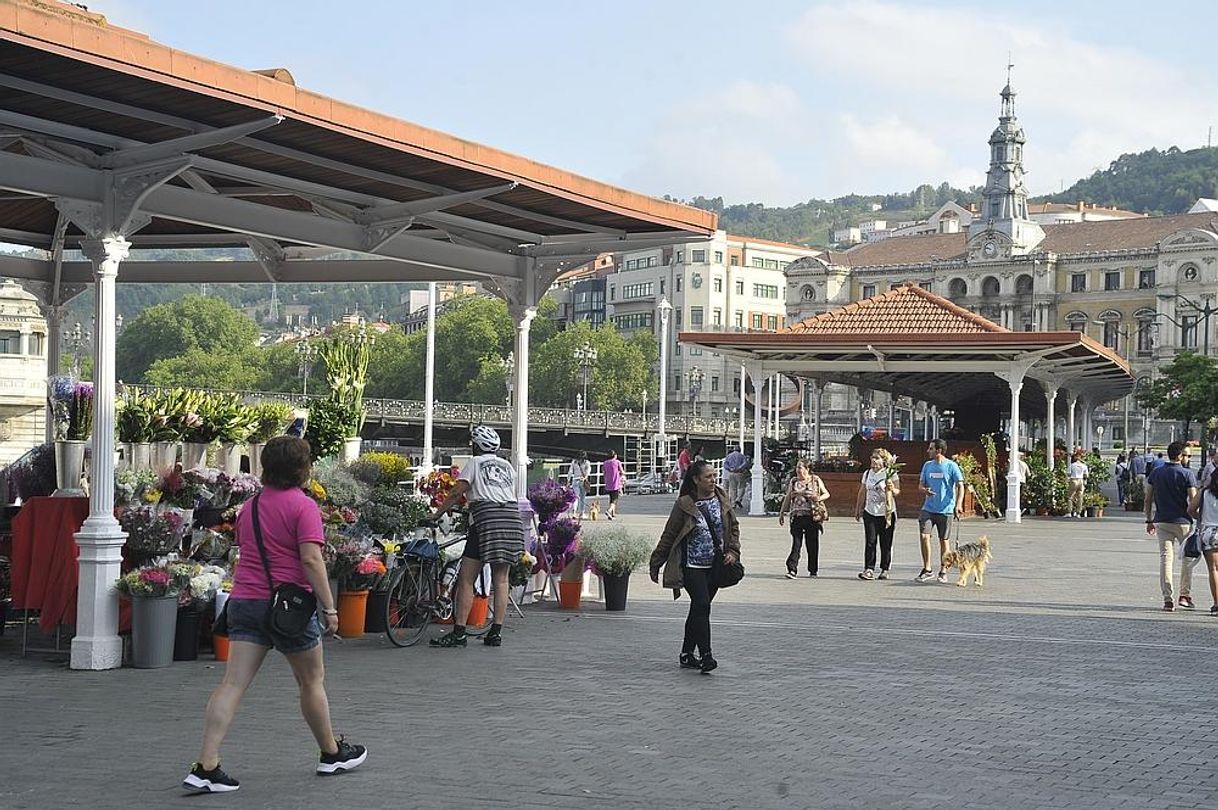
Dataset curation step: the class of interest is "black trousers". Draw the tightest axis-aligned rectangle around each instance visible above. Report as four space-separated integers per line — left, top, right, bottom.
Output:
862 512 895 571
681 566 718 657
786 515 821 574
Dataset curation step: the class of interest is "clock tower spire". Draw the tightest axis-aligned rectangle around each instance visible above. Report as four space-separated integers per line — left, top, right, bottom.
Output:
968 69 1044 259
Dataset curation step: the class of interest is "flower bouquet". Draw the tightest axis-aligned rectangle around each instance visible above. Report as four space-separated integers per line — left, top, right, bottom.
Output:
541 515 585 582
345 553 387 591
115 467 159 508
578 527 652 578
171 561 226 609
120 506 186 563
46 375 76 440
509 549 537 588
418 467 464 509
114 563 190 598
159 468 208 510
527 478 576 526
69 381 95 440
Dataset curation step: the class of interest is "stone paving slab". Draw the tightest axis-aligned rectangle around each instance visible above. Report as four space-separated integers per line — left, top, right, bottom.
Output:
3 507 1216 809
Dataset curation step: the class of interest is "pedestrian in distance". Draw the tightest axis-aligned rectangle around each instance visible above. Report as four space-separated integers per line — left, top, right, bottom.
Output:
915 439 964 583
1130 450 1148 493
1115 453 1130 508
428 425 523 647
1188 466 1218 615
568 450 591 519
184 436 366 794
1198 447 1218 490
1145 441 1199 612
603 449 624 520
1066 451 1088 517
677 443 692 476
779 459 829 578
650 460 740 674
723 444 750 512
855 449 900 580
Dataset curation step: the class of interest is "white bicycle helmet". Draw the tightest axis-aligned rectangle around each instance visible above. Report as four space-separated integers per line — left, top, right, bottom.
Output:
470 424 501 454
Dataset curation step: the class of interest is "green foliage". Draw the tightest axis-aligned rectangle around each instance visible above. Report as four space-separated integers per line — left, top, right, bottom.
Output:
1043 145 1218 215
145 346 265 390
1024 450 1069 515
1136 352 1218 435
248 401 294 443
358 452 412 484
117 295 260 383
954 452 998 518
117 388 156 443
312 460 369 508
578 527 653 577
1083 452 1113 494
529 320 653 410
305 397 360 461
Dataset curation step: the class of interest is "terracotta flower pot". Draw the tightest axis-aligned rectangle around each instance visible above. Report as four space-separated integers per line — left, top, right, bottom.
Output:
338 590 369 638
466 595 490 628
213 633 230 661
558 580 582 610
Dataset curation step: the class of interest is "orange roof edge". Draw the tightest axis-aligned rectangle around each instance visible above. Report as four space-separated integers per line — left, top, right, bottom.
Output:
1 0 716 235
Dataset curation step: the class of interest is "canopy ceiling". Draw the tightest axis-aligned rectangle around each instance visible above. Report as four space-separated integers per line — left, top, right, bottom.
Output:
681 284 1134 414
0 0 715 294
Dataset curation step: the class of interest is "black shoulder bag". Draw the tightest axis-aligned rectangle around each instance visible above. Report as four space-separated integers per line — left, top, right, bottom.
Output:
249 493 318 641
696 501 744 588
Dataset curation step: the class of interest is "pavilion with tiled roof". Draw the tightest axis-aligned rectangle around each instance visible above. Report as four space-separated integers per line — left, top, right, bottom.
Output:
681 284 1133 522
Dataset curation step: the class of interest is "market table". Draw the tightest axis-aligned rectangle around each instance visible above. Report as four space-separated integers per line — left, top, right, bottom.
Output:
10 496 89 634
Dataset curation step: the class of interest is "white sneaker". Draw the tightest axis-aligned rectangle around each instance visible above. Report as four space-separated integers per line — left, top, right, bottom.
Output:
915 569 934 582
936 570 948 583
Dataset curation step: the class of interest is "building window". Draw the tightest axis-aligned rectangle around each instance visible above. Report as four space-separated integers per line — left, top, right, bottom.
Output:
1104 271 1121 291
713 277 723 293
674 373 681 391
733 377 741 394
730 255 739 266
862 284 876 298
1136 318 1154 356
734 280 744 295
676 276 682 292
612 313 654 331
714 251 724 264
752 257 765 268
0 330 20 354
1102 320 1120 350
1182 315 1199 349
765 259 779 270
29 332 45 356
766 315 779 331
676 251 683 263
711 376 720 392
948 278 968 299
647 256 657 267
751 314 763 329
1066 311 1087 333
609 285 615 301
621 282 653 299
690 306 704 326
1070 273 1087 293
753 284 779 299
659 279 665 295
734 311 744 328
1139 269 1156 289
692 249 706 263
689 347 702 356
675 343 681 355
712 307 722 326
675 309 682 326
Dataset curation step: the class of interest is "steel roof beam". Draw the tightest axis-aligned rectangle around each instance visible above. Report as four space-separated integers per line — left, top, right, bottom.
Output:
100 115 283 169
355 182 518 225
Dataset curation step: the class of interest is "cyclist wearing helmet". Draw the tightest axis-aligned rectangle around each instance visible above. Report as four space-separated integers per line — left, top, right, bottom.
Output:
427 425 522 647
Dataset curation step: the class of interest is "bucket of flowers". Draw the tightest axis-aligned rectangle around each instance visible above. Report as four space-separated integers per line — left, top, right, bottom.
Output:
337 551 387 638
115 563 191 668
119 506 186 565
578 527 653 611
169 561 226 661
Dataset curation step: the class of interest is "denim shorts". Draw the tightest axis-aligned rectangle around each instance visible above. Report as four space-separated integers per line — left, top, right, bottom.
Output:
918 511 950 540
225 597 322 654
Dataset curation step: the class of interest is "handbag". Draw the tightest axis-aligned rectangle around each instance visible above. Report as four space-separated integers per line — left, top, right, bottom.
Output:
1183 527 1203 559
696 501 744 588
248 493 318 642
804 477 829 523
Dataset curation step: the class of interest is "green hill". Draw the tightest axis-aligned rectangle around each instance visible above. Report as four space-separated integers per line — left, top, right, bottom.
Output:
1039 145 1218 215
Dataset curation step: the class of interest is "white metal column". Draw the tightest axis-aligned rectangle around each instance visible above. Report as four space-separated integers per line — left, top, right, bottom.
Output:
1066 392 1078 452
749 363 765 515
1003 367 1026 524
657 298 672 471
510 303 536 498
1044 383 1059 472
812 378 822 461
71 237 129 671
738 362 746 449
421 281 436 473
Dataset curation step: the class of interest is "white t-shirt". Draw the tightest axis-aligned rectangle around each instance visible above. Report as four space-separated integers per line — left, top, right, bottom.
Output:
568 459 590 484
1067 461 1088 481
459 453 517 503
862 469 889 517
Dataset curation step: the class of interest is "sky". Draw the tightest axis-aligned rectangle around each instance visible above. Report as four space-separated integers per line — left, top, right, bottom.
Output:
87 0 1218 207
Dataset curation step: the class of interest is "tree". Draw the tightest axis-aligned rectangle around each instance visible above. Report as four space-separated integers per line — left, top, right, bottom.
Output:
1136 352 1218 438
116 295 260 382
529 321 653 410
145 347 265 391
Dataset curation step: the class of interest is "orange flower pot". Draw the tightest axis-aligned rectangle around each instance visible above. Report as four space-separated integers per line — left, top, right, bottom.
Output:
213 634 229 662
466 595 489 628
558 580 582 610
337 590 369 638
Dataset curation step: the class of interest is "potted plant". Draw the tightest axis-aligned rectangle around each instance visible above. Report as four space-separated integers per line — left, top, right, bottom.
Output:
170 561 225 661
545 516 584 608
48 377 92 496
148 387 200 472
247 401 293 476
305 397 360 462
578 527 652 611
115 563 191 668
180 391 220 470
117 388 156 470
337 552 386 638
318 329 373 462
7 442 56 500
119 505 187 565
211 399 257 474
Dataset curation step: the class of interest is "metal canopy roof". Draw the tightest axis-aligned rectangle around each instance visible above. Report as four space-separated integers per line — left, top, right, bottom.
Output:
681 286 1134 413
0 0 715 294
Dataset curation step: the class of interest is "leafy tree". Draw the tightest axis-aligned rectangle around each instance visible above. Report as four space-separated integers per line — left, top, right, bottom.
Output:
1135 352 1218 438
116 295 260 383
529 321 653 410
465 355 509 405
145 347 265 391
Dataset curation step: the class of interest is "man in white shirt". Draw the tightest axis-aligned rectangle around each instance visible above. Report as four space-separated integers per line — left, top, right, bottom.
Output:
1066 452 1089 517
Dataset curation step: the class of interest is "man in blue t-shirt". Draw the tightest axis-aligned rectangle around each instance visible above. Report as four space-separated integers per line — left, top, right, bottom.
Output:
916 439 965 583
1145 441 1198 611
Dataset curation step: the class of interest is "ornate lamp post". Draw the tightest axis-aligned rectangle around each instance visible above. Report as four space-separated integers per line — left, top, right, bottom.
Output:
295 339 319 397
657 297 673 469
573 342 598 411
63 320 91 377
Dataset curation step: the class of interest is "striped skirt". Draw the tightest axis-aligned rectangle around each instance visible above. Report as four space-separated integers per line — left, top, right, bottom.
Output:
467 501 525 566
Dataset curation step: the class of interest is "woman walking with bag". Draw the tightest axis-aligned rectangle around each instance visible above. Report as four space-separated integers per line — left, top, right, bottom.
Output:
779 459 829 578
650 460 741 674
1188 470 1218 615
184 436 366 793
854 449 900 580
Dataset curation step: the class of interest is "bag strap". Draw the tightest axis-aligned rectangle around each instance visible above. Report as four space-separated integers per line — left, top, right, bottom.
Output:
696 501 724 553
247 493 279 592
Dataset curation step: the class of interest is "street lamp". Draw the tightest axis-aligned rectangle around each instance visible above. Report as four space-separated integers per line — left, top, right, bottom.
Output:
657 297 673 469
1096 424 1105 452
573 342 598 411
62 320 91 377
688 366 704 416
295 339 319 396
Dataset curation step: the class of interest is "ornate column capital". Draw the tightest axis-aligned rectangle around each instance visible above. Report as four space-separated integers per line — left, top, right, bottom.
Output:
80 236 132 275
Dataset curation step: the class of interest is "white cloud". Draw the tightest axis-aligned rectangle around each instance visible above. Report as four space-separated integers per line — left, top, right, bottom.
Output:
785 0 1218 196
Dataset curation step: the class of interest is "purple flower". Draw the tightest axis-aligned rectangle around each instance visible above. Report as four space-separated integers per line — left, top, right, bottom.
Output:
48 375 75 403
73 381 94 399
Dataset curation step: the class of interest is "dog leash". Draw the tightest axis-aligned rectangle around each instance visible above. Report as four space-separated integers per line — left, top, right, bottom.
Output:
952 515 961 551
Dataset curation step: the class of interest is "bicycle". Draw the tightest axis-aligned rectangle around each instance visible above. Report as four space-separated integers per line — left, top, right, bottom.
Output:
383 527 495 647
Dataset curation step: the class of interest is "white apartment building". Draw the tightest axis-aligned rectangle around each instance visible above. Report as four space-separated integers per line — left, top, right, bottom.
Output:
833 226 862 246
610 231 819 417
858 219 891 242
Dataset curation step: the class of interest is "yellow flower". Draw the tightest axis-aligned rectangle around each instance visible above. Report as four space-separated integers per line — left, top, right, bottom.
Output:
144 488 162 504
382 541 400 555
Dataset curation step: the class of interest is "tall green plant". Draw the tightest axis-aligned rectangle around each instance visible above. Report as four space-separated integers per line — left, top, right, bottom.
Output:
317 329 374 435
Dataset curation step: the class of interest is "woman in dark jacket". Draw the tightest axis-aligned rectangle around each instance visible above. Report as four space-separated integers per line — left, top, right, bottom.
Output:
649 460 741 674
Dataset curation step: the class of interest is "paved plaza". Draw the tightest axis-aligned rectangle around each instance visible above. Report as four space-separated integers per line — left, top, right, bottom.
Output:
4 500 1218 809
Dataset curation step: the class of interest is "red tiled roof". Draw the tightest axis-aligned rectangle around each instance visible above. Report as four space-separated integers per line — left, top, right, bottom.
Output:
782 283 1008 335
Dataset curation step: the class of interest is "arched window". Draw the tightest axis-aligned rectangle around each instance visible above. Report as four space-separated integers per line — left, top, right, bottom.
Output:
948 278 968 299
1015 274 1033 295
981 276 1000 297
1065 310 1088 334
1096 309 1122 351
1134 308 1156 357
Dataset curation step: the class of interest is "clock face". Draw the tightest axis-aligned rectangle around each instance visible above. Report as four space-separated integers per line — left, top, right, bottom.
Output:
982 240 997 258
691 273 703 289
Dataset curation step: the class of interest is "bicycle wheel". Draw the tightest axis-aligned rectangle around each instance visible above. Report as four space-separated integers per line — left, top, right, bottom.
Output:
385 562 433 647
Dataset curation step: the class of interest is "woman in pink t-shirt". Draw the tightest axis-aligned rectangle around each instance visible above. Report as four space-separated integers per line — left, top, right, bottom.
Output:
185 437 366 794
603 449 624 520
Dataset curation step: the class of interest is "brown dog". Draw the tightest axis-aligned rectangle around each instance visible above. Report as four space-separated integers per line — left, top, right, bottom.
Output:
941 535 992 587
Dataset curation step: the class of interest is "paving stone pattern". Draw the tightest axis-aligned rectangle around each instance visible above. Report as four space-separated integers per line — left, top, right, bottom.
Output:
3 505 1217 809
